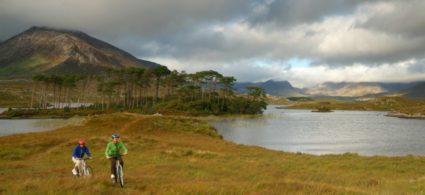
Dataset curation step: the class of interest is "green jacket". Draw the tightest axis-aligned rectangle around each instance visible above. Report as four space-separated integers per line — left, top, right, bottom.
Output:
105 141 128 157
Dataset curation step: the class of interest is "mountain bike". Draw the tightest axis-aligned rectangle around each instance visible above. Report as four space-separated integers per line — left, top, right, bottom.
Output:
75 157 92 177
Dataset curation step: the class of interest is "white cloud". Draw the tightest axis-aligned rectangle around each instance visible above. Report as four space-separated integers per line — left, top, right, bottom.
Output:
284 61 425 88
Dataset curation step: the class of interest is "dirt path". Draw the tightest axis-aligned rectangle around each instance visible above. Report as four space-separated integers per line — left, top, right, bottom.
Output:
118 114 146 133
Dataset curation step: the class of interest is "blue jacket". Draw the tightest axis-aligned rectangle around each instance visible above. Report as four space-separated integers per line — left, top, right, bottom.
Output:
72 145 91 158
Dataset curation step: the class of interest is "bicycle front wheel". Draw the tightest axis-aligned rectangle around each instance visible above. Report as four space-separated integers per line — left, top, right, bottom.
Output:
117 164 124 188
84 166 93 176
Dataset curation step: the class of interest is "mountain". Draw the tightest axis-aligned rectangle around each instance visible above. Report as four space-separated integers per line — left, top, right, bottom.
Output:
0 26 161 78
400 82 425 99
304 82 420 98
235 80 425 99
235 80 305 97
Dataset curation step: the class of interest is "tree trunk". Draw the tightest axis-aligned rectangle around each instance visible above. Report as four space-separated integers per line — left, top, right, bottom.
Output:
43 83 48 109
155 77 160 102
66 87 71 108
30 82 36 108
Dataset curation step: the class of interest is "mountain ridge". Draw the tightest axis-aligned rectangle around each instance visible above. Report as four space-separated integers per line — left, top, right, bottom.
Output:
0 26 161 78
235 80 425 99
235 80 305 97
305 81 423 98
400 82 425 99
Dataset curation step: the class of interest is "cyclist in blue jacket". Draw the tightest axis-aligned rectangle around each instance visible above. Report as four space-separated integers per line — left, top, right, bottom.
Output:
72 139 92 176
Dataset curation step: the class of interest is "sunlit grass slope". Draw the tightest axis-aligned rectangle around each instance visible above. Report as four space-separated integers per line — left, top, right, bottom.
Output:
1 113 425 194
288 96 424 111
0 54 53 79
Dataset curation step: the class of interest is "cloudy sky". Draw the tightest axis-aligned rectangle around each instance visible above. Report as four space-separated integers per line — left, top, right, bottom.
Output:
1 0 425 87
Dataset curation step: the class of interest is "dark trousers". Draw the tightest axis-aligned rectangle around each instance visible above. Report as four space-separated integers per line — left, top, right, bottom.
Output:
110 156 124 175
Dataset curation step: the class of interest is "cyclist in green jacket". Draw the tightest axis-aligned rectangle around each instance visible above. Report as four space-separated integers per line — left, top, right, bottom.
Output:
105 133 128 180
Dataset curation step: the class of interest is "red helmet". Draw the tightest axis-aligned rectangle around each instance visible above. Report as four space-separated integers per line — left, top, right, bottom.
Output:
78 139 86 145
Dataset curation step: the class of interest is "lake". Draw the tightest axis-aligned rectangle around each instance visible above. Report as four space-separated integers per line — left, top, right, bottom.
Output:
0 104 91 137
0 107 7 113
210 106 425 156
0 117 83 137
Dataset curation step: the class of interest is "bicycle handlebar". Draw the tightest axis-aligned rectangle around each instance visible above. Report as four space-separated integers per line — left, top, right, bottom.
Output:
107 155 125 159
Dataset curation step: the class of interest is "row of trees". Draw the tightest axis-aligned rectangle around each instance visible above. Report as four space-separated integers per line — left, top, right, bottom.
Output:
30 66 267 115
31 74 83 109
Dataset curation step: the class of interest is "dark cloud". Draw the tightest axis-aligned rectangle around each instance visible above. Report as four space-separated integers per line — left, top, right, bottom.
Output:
0 0 250 45
317 40 425 66
248 0 367 27
359 0 425 38
317 0 425 66
1 0 425 83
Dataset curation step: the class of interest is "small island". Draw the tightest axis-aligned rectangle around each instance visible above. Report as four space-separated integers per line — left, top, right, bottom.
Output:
311 107 333 112
311 102 333 112
386 111 425 119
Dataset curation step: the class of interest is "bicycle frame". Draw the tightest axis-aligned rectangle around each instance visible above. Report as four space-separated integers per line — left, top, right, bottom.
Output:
76 158 91 177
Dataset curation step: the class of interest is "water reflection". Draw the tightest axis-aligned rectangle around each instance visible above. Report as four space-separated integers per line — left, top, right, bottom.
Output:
0 117 83 136
211 106 425 156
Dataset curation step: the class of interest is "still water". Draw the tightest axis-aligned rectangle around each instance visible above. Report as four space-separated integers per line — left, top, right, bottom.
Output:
211 106 425 156
0 106 87 137
0 117 83 136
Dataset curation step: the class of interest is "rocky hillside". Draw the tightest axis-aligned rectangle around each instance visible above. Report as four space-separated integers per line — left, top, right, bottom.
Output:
400 82 425 99
304 82 420 98
0 26 161 78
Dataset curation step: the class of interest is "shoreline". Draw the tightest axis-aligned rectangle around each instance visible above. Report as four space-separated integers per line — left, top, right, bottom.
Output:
2 113 425 193
1 112 421 158
2 106 420 121
0 115 73 119
386 112 425 119
282 106 425 120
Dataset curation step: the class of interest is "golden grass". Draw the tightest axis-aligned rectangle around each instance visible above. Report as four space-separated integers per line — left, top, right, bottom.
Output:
288 96 425 112
1 113 425 194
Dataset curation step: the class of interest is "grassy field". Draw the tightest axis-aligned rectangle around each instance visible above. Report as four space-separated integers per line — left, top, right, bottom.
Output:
2 113 425 194
395 105 425 115
288 96 425 119
287 96 424 111
0 80 33 107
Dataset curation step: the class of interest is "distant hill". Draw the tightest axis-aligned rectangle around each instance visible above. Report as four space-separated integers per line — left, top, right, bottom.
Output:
235 80 305 97
304 82 420 98
235 80 425 99
400 82 425 99
0 26 162 78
